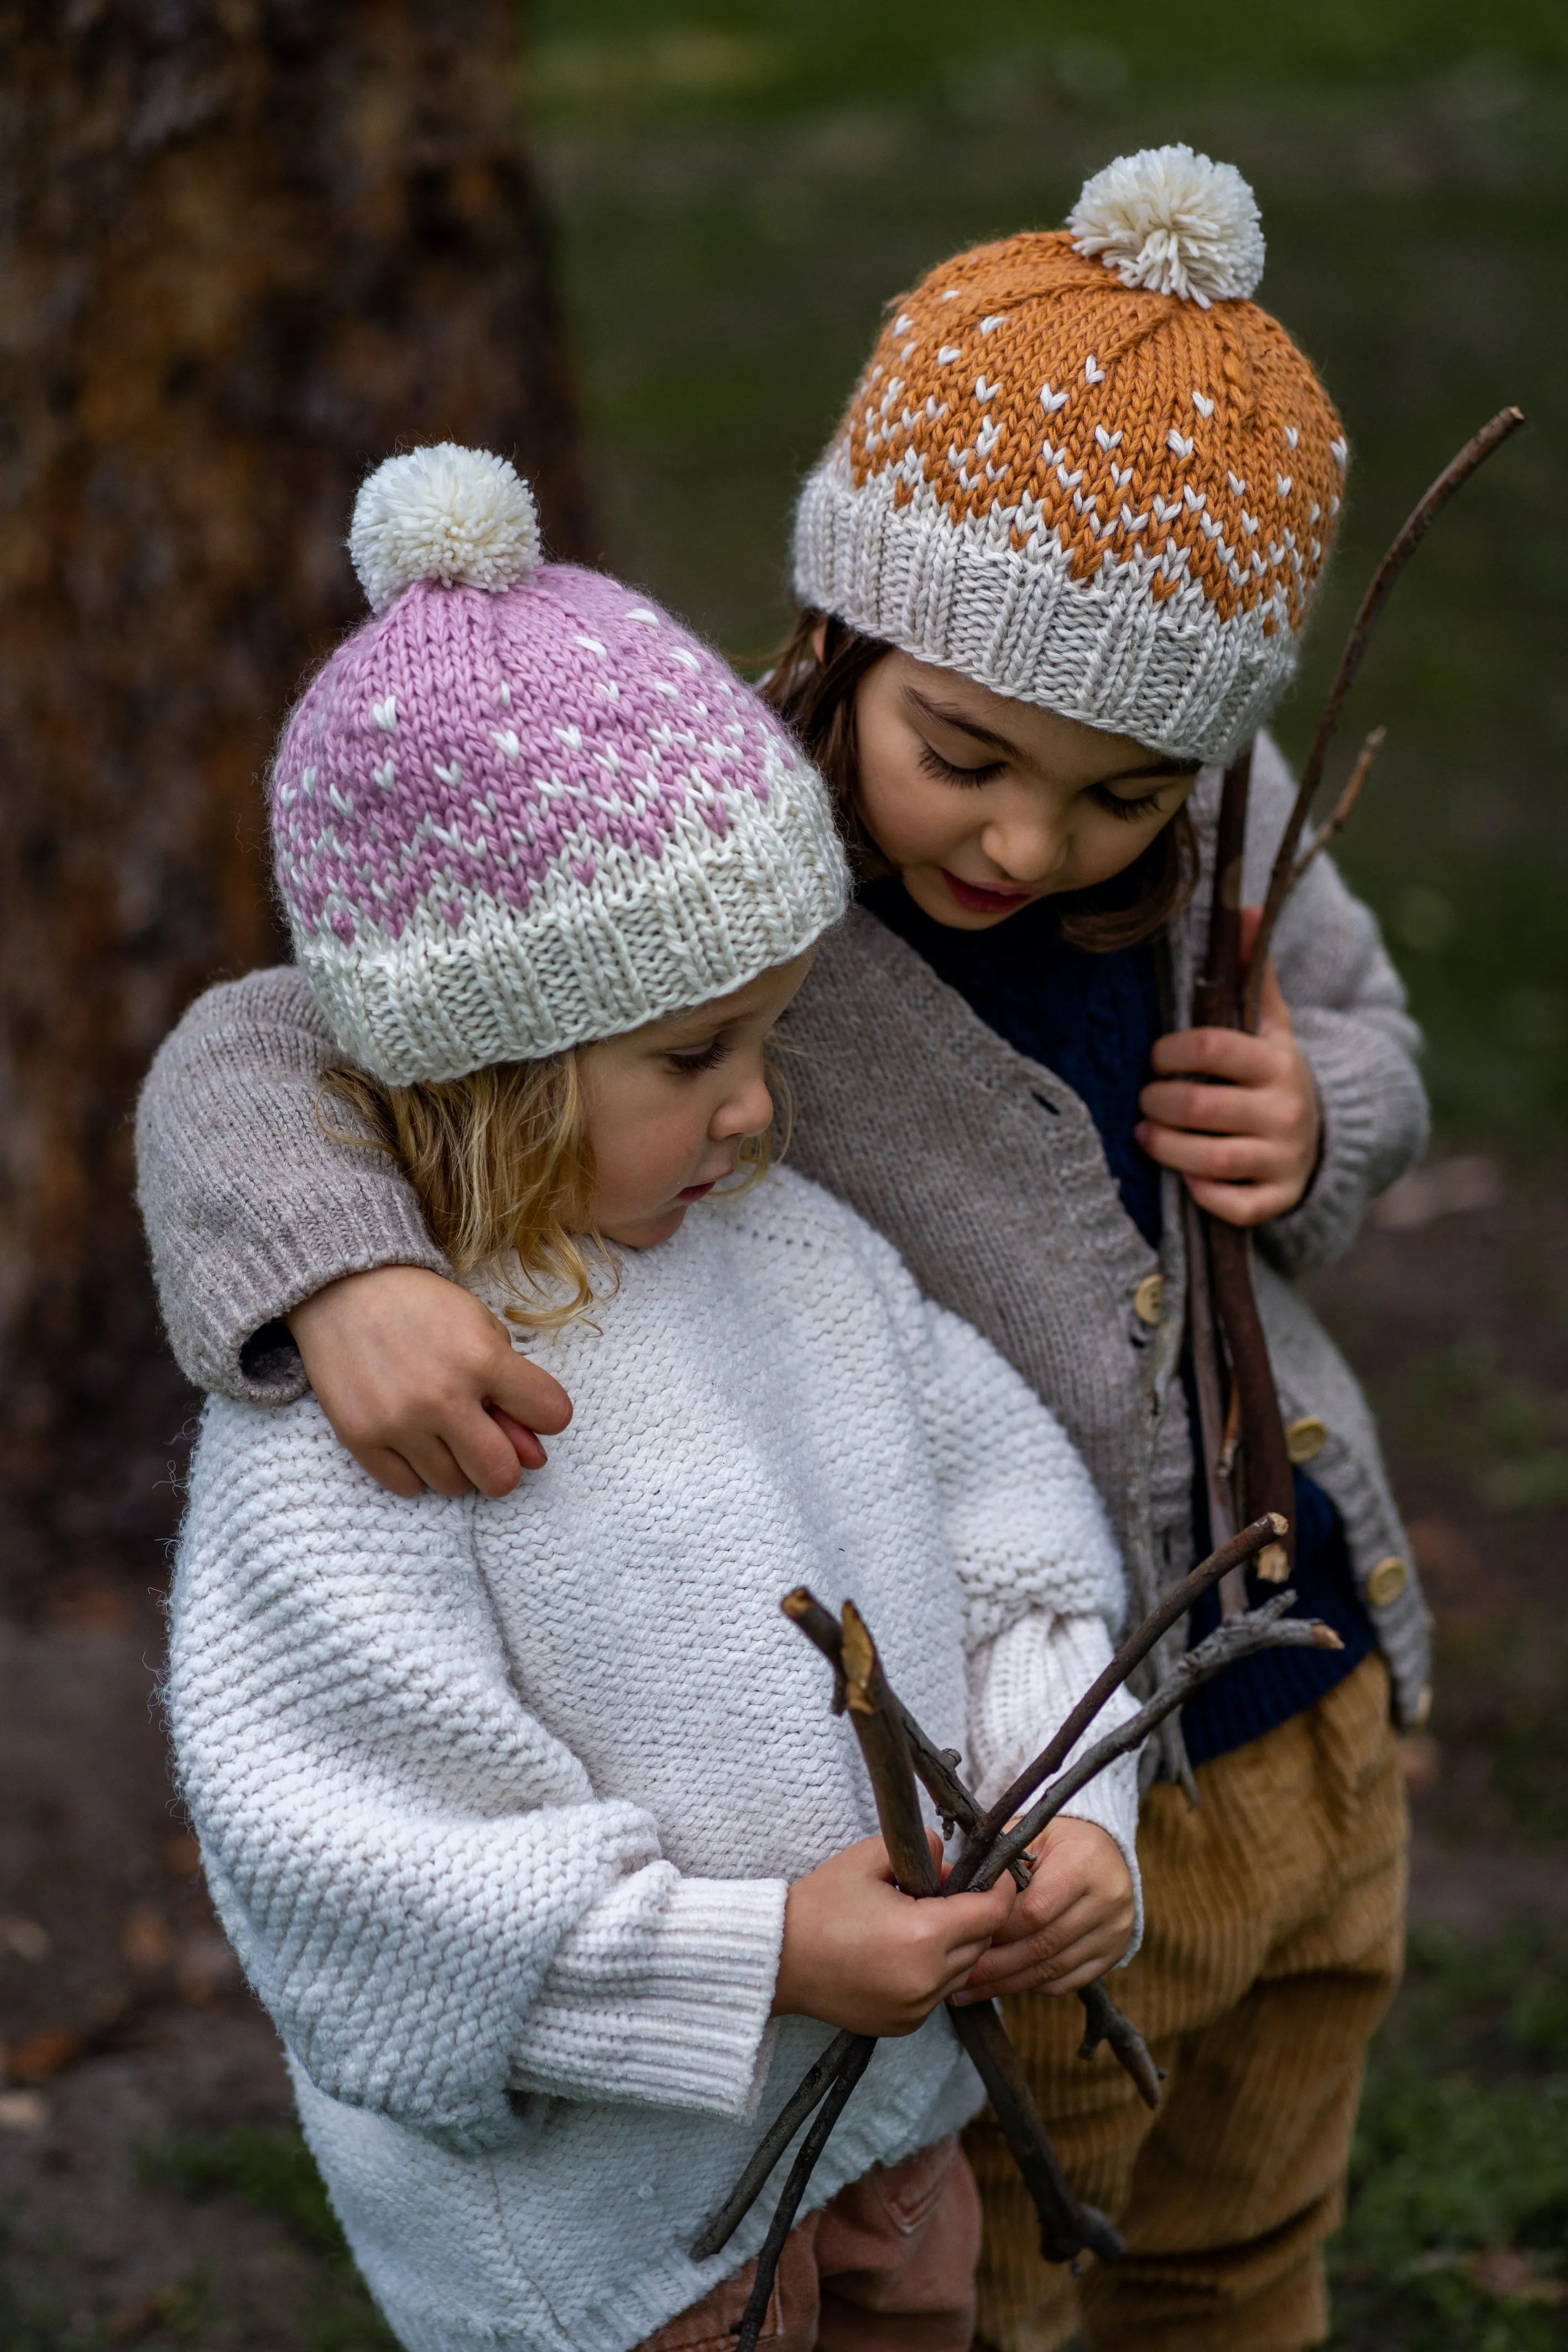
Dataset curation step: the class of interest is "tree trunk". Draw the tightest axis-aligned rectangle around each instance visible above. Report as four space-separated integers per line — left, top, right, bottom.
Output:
0 0 593 1602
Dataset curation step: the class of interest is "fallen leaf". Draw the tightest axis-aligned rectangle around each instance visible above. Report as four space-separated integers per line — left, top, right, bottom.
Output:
120 1905 176 1970
7 2029 84 2083
1466 2247 1566 2304
160 1832 202 1879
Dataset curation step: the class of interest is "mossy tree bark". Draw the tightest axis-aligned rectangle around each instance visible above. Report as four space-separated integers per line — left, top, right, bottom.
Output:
0 0 592 1598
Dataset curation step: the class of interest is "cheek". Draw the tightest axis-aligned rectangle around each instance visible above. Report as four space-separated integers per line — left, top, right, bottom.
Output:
857 748 974 864
1069 810 1163 887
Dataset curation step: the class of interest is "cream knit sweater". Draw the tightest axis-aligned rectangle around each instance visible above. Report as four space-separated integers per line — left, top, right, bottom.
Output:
168 1166 1136 2352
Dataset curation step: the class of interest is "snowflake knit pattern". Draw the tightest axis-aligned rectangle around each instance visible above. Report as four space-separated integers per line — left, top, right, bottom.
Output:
273 447 848 1085
793 147 1347 766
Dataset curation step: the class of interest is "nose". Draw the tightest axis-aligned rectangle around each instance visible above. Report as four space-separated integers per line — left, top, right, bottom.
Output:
980 810 1067 886
711 1060 774 1143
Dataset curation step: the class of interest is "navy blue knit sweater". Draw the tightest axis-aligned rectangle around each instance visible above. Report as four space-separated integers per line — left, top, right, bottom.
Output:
861 879 1373 1767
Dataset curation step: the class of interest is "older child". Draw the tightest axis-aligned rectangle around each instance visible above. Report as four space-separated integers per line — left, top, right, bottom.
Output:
159 446 1142 2352
141 152 1430 2350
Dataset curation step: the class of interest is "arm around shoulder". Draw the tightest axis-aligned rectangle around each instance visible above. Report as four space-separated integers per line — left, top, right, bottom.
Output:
136 969 447 1402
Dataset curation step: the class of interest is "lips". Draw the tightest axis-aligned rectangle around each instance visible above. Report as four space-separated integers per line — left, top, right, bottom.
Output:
940 870 1039 914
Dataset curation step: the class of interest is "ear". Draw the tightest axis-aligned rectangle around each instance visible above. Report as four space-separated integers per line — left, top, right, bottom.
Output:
809 618 828 664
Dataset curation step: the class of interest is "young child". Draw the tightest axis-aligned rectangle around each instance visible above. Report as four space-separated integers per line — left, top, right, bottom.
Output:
140 151 1431 2350
157 445 1144 2352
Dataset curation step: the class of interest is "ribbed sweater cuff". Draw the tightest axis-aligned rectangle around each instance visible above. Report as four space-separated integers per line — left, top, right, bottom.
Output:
223 1194 452 1403
509 1870 788 2120
1264 1009 1428 1280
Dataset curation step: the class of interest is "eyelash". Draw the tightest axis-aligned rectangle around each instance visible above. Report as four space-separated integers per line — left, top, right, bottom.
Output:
666 1039 730 1074
917 742 1004 789
1088 783 1166 823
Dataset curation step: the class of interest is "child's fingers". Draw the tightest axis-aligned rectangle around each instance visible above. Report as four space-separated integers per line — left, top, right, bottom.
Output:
488 1351 574 1439
1182 1174 1299 1226
1138 1075 1278 1136
1148 1025 1279 1084
355 1443 428 1501
488 1408 549 1474
440 1407 530 1496
394 1430 486 1500
1137 1123 1282 1184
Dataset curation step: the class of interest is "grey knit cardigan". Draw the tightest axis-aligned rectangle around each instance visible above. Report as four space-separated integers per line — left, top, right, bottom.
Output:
134 731 1432 1749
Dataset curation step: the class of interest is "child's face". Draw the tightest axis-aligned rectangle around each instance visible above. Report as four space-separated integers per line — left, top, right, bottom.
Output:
577 952 817 1250
851 649 1198 932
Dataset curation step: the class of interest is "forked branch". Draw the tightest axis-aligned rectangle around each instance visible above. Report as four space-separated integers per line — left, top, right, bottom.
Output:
1243 405 1525 1029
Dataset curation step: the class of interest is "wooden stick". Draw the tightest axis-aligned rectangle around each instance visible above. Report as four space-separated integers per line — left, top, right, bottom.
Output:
1242 405 1525 1031
973 1599 1342 1889
825 1602 1119 2267
1290 726 1384 886
947 1998 1123 2264
950 1513 1286 1888
782 1587 1015 1859
1182 1191 1241 1614
732 2034 875 2352
1077 1980 1164 2112
1191 741 1297 1573
689 2027 868 2263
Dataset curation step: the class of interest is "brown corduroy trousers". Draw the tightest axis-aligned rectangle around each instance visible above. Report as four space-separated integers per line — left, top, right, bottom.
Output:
968 1655 1408 2352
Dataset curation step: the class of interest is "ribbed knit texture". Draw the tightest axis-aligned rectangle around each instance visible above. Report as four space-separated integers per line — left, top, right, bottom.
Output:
793 204 1345 764
134 738 1433 1732
273 561 847 1083
168 1165 1134 2352
967 1653 1407 2352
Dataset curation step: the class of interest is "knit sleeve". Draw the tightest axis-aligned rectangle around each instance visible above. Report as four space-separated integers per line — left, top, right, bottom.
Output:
135 968 447 1404
1240 732 1430 1277
168 1398 786 2153
966 1612 1143 1961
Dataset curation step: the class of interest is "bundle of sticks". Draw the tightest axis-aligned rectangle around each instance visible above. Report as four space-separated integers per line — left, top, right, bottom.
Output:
694 1512 1342 2348
692 405 1524 2351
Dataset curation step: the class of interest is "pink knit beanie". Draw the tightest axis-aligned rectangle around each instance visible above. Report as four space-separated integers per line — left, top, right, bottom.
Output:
272 445 848 1085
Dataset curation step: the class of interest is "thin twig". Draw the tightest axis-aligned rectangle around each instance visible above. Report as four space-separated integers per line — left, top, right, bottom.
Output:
1290 726 1384 886
1243 405 1525 1030
1182 1192 1241 1613
947 1997 1123 2263
782 1586 1015 1861
973 1598 1342 1890
1077 1980 1164 2112
732 2034 875 2352
950 1514 1286 1887
689 2028 867 2263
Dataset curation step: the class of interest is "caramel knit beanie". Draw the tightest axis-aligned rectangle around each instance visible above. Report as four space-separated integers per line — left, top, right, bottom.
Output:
272 446 848 1085
793 146 1347 765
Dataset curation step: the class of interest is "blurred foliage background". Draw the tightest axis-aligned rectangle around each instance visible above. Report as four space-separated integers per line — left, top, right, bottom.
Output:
526 0 1567 1149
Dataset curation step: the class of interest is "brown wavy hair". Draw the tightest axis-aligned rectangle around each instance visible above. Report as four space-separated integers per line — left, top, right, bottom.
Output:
758 610 1197 952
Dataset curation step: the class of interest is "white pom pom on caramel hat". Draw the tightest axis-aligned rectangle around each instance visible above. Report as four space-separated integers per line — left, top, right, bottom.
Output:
794 148 1347 767
1067 144 1265 309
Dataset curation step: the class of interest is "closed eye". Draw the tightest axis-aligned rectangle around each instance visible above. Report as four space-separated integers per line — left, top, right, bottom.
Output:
666 1038 730 1074
917 741 1006 789
1088 782 1169 823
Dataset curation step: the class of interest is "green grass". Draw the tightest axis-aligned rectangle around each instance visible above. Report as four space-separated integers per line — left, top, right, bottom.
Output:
138 2129 396 2352
1329 1928 1568 2348
526 0 1568 1147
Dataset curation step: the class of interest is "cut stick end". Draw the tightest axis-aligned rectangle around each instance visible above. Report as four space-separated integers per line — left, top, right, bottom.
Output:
1254 1542 1291 1584
839 1600 876 1708
1311 1623 1346 1651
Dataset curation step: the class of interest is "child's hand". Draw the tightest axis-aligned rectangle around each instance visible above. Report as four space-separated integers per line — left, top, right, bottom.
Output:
772 1833 1017 2038
286 1267 572 1501
952 1818 1134 2002
1136 907 1321 1227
